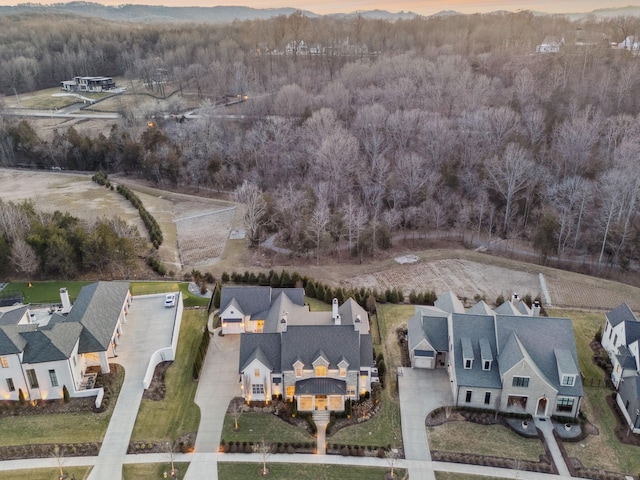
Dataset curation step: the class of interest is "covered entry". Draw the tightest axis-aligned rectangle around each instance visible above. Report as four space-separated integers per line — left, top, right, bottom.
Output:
295 378 346 412
536 396 548 416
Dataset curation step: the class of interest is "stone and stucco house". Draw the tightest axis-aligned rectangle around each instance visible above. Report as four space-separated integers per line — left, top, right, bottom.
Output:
233 286 374 413
407 292 583 418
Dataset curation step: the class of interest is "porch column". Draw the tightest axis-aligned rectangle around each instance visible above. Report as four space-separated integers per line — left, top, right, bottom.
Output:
99 351 110 373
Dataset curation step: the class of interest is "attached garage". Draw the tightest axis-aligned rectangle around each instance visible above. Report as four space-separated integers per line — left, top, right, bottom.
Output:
413 349 435 369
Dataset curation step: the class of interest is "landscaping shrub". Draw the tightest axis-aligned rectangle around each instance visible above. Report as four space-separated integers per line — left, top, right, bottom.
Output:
115 184 163 247
62 385 70 403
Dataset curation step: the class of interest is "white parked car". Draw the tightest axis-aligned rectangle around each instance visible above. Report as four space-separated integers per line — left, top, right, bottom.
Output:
164 293 176 308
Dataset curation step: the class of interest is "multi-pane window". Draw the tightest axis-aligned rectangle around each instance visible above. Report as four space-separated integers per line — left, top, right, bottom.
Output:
26 369 39 388
484 392 491 405
561 375 575 386
49 369 58 387
512 376 530 388
294 365 302 377
556 397 575 412
252 384 265 395
465 390 472 403
315 366 327 377
6 378 15 392
347 385 356 397
0 357 8 368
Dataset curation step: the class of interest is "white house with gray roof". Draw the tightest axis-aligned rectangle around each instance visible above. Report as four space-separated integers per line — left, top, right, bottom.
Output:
407 293 583 418
0 282 131 404
235 288 374 412
602 303 640 433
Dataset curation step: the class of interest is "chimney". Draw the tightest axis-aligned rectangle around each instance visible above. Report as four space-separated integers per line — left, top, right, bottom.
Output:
511 293 519 305
280 312 288 332
60 288 71 314
332 298 339 323
532 301 541 317
354 314 361 332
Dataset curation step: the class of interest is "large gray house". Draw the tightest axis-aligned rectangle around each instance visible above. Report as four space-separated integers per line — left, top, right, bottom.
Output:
407 293 583 418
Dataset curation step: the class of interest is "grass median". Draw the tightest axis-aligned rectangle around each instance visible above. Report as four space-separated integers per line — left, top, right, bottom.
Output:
218 463 406 480
122 462 189 479
2 466 93 480
130 309 205 443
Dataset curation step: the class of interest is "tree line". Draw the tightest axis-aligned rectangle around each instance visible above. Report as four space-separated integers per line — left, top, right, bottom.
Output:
1 12 640 272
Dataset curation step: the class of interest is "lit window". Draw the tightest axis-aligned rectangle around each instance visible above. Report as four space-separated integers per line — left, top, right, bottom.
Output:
294 365 302 377
339 367 346 377
286 386 295 398
0 357 8 368
315 366 326 377
254 368 260 378
512 376 529 388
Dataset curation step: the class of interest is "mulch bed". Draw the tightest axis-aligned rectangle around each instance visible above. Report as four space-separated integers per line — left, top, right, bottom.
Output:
142 361 172 401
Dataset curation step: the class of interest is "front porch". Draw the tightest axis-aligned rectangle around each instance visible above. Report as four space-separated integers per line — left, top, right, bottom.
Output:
295 377 347 412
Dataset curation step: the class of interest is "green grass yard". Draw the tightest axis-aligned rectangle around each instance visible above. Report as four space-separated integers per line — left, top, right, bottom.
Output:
130 309 205 443
217 463 406 480
221 412 315 445
122 462 189 479
5 281 90 304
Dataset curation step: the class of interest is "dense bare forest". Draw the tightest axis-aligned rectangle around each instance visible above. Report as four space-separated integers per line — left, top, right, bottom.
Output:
1 11 640 275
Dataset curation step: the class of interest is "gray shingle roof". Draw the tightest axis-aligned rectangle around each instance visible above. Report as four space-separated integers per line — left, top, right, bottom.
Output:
435 292 465 313
66 281 130 353
295 377 346 395
498 332 524 378
359 334 373 367
339 299 369 329
626 322 640 346
606 303 637 328
0 325 30 354
496 315 583 397
238 333 281 374
263 292 300 332
281 325 363 370
22 322 82 363
407 310 448 352
468 301 495 315
221 287 305 320
0 306 29 326
451 314 501 389
495 301 520 315
554 348 579 376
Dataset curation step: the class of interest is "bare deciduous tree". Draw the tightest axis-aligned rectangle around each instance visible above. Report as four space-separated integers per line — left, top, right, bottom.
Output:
233 181 267 248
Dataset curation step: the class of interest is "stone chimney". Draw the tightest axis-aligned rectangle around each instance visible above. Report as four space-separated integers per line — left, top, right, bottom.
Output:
60 288 71 314
532 301 541 317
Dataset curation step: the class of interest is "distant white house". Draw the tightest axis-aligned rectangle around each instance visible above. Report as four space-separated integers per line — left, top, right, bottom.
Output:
618 35 640 52
536 36 562 53
61 76 116 93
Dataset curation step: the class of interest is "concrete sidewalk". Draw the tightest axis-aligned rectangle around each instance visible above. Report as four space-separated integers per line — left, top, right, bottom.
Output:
88 294 179 480
534 416 571 476
183 333 240 480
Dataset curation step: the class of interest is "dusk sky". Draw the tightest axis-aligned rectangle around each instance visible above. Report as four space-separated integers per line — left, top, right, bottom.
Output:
0 0 636 15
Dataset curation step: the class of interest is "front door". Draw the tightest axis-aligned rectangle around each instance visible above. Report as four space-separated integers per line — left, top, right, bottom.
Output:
315 395 328 410
536 396 548 416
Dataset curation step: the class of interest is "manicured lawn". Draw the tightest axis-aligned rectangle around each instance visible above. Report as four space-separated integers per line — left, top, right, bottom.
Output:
0 366 124 446
221 412 314 444
427 421 545 461
218 463 406 480
130 281 210 308
564 386 640 474
2 466 93 480
306 297 332 311
122 462 189 479
5 281 90 304
130 309 205 443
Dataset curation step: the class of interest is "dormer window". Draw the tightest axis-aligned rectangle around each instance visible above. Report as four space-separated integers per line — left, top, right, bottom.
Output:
315 365 327 377
483 360 491 371
293 360 304 378
464 359 473 369
461 337 474 370
339 367 346 377
561 375 575 386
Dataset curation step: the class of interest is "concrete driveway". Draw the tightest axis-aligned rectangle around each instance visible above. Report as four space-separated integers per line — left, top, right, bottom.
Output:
184 333 240 480
88 293 180 480
398 367 451 479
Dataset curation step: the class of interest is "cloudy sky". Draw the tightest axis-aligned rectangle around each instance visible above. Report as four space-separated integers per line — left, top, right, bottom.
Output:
0 1 634 15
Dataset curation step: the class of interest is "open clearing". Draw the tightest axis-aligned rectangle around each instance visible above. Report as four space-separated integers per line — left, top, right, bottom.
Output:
2 169 640 313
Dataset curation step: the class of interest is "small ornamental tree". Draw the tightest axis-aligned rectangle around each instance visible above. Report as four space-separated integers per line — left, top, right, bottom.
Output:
18 388 26 404
62 385 70 403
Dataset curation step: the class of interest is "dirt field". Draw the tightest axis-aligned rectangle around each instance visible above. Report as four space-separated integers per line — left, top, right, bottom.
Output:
2 169 640 312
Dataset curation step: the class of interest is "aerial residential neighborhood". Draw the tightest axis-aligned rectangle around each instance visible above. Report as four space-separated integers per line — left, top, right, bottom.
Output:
2 2 640 480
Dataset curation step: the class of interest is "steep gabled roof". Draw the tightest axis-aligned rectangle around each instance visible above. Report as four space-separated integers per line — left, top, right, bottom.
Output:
281 325 363 370
339 298 370 331
21 322 82 363
238 333 281 374
66 281 130 353
495 301 520 316
360 334 373 367
496 315 582 397
407 311 449 353
0 324 31 355
221 287 305 320
468 301 495 316
435 292 465 314
0 305 29 326
606 303 637 328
